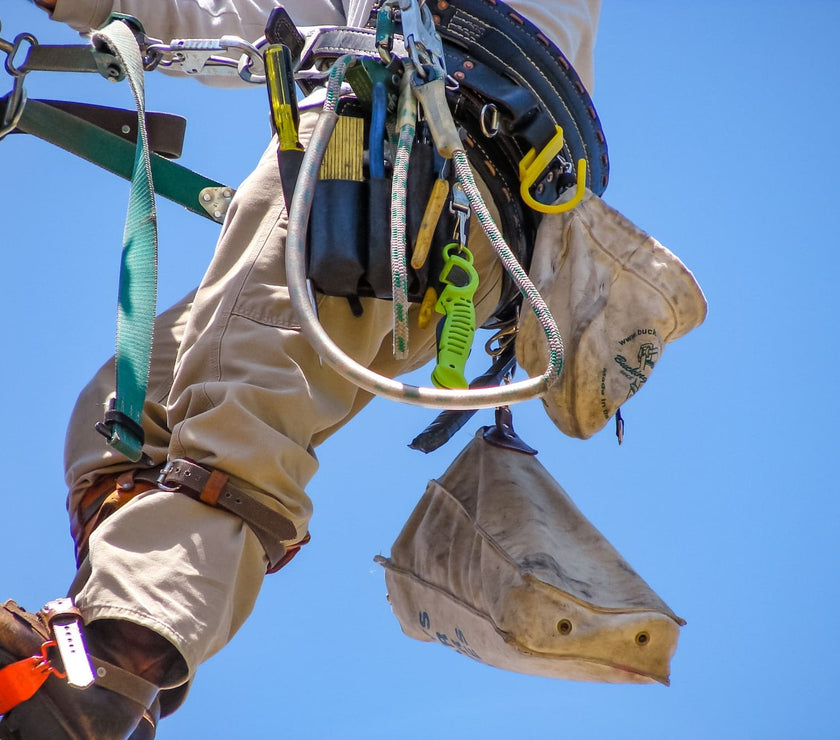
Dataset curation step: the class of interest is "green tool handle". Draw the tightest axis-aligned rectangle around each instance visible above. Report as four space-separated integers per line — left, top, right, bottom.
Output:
432 246 479 390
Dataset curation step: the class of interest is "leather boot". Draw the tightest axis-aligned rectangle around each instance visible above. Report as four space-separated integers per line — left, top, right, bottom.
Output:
0 600 179 740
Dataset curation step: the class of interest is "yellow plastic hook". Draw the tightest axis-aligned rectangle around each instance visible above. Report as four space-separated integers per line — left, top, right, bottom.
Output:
519 125 587 214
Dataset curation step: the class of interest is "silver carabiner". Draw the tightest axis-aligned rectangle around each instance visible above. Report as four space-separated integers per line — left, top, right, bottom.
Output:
0 33 34 141
398 0 445 80
484 321 518 358
145 35 265 83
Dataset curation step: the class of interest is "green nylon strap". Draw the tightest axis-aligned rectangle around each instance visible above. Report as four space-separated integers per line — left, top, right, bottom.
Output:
90 19 157 462
14 99 228 221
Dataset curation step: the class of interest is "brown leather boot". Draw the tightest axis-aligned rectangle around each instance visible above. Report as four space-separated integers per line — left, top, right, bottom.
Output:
0 600 178 740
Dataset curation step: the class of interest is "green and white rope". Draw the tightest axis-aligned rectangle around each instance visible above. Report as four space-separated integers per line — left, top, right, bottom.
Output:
452 149 564 383
390 68 416 359
323 55 353 112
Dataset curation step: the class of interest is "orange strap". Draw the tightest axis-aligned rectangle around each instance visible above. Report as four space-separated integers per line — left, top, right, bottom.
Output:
0 642 64 714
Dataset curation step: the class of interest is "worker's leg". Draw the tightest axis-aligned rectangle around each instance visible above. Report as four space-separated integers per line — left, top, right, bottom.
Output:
0 295 196 738
70 111 501 680
64 293 194 564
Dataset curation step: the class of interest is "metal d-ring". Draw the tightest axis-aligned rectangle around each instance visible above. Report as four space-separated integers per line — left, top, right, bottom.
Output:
479 103 500 138
5 32 38 77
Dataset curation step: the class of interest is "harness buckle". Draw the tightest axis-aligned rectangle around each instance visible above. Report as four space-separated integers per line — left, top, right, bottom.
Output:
39 599 95 689
155 461 182 492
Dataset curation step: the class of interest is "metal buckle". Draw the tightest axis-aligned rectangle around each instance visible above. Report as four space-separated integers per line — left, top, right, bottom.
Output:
0 30 35 140
40 599 95 689
155 461 181 492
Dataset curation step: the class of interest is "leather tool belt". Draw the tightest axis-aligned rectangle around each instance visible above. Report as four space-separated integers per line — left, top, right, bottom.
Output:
282 0 609 316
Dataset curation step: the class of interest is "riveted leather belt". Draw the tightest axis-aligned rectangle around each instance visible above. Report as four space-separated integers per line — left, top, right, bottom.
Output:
155 459 298 571
294 0 609 196
284 0 608 316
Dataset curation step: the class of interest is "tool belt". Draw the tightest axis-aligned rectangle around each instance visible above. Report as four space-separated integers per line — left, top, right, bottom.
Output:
278 0 609 318
304 103 450 306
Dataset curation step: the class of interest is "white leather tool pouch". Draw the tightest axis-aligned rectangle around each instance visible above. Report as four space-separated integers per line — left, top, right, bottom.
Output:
376 431 685 684
517 192 707 439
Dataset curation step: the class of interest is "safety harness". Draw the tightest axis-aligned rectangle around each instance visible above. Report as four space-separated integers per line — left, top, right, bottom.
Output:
1 1 609 455
0 0 609 711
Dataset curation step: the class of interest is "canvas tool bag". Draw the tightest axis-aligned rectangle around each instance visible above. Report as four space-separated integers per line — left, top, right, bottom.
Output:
516 192 707 439
376 429 685 685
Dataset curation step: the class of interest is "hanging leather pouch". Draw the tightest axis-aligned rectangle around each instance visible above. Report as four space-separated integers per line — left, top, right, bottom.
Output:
376 429 685 684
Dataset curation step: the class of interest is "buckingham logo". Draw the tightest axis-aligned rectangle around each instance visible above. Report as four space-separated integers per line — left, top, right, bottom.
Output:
614 337 660 399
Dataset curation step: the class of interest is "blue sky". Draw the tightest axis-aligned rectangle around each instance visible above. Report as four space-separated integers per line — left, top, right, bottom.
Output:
1 1 838 738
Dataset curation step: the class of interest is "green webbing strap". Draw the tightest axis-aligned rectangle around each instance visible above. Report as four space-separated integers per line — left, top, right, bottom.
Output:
90 19 157 462
14 99 229 221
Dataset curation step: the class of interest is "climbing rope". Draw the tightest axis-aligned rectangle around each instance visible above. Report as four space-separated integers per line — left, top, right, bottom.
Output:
390 65 416 359
452 150 564 382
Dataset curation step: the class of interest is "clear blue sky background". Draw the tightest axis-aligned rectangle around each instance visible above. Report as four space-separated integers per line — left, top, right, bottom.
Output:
1 2 838 738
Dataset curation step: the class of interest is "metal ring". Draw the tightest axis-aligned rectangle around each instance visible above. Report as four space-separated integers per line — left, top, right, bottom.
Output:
237 52 265 84
479 103 500 138
5 33 38 78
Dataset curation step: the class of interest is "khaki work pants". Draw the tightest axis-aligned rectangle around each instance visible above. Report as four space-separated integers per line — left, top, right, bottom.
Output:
64 109 503 678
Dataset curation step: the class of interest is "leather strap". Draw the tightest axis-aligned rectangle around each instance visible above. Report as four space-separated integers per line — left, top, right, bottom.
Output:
157 459 297 569
295 1 608 194
0 600 159 710
40 100 184 159
6 100 186 159
89 656 159 710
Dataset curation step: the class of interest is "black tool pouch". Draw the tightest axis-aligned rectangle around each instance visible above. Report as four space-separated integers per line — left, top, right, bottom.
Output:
306 118 449 303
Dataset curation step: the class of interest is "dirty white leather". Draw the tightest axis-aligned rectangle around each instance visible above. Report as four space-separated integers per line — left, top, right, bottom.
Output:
377 431 685 684
517 192 707 439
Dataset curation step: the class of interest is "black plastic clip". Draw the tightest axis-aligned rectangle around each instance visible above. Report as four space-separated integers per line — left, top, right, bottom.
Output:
94 398 152 464
482 406 538 455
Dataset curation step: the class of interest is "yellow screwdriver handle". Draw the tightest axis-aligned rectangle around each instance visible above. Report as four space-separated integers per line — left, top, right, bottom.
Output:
412 177 450 269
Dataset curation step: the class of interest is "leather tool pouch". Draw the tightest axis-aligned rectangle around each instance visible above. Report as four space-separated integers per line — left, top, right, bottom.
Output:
306 108 450 303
